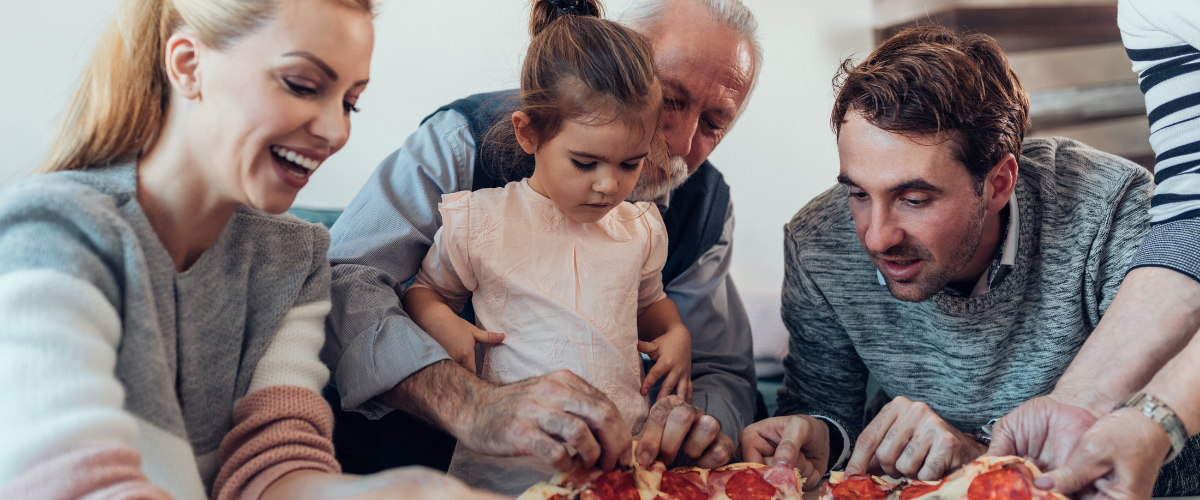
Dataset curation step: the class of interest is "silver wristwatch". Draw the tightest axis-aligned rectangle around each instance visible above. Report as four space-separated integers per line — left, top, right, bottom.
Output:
1115 392 1189 464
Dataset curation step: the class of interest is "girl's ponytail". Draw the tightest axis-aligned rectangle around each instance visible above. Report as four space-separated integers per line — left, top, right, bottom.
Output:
38 0 173 173
529 0 602 37
37 0 375 174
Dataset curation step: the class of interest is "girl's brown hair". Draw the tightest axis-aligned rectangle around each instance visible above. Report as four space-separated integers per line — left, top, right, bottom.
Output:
484 0 668 184
38 0 374 174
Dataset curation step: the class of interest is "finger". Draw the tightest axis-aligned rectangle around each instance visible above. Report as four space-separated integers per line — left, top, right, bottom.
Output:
915 434 953 481
472 329 505 345
660 405 701 464
738 423 778 465
682 414 721 460
986 416 1018 457
540 370 632 470
1038 449 1112 495
895 432 932 479
642 363 669 396
464 353 477 374
797 458 821 491
771 416 810 468
695 428 735 469
637 398 675 465
537 409 602 469
847 405 899 475
660 371 682 403
637 340 658 355
517 423 573 471
875 406 923 476
680 377 692 404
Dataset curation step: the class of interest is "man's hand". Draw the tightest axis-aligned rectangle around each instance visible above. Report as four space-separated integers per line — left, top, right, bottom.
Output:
847 396 985 481
1032 407 1171 500
385 362 632 473
987 395 1098 471
635 395 734 469
737 415 828 490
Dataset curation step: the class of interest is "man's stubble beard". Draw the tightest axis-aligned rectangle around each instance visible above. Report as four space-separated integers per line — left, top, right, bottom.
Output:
628 155 690 203
880 196 987 302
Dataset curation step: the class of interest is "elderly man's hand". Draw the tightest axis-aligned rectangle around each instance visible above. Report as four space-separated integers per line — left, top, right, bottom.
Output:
459 369 633 472
987 395 1098 471
847 396 985 481
1029 407 1170 500
737 415 828 490
634 395 734 469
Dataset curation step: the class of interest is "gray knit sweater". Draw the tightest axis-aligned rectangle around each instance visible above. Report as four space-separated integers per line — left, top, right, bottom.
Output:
0 163 336 499
776 137 1197 496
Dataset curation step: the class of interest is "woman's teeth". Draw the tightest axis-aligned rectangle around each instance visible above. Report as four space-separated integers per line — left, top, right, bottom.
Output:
271 146 320 174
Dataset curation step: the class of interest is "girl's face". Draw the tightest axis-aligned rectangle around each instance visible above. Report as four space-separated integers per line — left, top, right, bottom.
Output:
186 0 374 214
520 115 653 224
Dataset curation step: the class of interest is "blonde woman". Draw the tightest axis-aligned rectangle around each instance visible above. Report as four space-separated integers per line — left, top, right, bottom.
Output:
0 0 502 499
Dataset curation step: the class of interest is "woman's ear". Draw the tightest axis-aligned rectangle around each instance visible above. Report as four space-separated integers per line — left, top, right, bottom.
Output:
165 32 203 100
513 111 538 154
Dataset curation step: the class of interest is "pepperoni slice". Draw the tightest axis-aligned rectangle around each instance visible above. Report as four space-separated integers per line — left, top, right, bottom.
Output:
725 469 779 500
659 470 708 500
830 475 890 500
967 467 1033 500
899 481 943 500
587 470 641 500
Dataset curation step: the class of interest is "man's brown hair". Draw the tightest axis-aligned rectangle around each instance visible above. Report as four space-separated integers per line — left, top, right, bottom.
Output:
831 26 1030 189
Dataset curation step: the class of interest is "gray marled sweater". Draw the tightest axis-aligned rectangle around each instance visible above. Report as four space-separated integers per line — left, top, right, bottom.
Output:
777 137 1200 495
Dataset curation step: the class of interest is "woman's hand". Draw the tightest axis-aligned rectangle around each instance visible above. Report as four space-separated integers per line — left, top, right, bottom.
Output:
846 396 986 481
638 325 692 402
262 467 512 500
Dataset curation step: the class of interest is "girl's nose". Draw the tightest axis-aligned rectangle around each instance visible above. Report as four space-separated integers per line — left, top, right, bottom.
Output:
593 170 619 195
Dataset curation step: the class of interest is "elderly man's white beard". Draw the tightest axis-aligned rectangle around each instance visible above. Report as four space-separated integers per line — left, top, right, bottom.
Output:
627 155 690 203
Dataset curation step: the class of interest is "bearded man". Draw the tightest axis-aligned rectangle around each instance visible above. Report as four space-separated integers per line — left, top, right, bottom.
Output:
737 26 1195 495
321 0 761 487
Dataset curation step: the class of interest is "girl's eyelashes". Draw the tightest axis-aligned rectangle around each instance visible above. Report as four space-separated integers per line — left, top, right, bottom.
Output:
620 160 641 171
571 159 597 170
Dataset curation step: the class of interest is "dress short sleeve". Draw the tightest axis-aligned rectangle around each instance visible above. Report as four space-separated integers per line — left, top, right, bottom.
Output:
637 202 668 314
410 191 476 312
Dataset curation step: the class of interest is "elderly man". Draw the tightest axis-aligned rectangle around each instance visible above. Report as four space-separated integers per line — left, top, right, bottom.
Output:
737 26 1198 496
321 0 760 486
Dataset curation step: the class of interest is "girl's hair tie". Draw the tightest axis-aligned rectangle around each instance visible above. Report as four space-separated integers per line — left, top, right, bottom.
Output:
549 0 586 17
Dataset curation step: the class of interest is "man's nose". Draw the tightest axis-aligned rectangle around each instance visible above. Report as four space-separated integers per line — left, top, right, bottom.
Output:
863 206 904 253
662 110 698 158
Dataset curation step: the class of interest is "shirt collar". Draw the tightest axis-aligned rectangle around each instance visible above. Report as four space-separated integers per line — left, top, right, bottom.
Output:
875 191 1019 298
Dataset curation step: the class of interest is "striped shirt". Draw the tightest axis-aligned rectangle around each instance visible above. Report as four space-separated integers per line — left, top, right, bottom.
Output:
1119 0 1200 282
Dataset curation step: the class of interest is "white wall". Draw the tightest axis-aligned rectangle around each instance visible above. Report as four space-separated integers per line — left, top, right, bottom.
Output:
0 0 872 295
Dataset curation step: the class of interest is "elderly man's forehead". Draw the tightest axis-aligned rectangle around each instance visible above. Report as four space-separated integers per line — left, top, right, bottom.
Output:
653 27 754 104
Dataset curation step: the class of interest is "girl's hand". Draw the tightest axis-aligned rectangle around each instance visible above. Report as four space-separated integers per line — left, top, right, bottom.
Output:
442 323 505 373
638 326 692 403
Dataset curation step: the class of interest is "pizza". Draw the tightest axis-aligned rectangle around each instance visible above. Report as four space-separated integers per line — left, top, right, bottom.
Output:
517 456 805 500
818 456 1070 500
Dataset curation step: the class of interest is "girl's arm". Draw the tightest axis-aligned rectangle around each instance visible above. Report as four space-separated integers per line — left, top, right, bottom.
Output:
403 286 503 373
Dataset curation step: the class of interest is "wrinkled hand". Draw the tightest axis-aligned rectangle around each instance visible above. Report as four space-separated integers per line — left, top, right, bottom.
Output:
1033 407 1170 500
738 415 828 490
847 396 985 481
987 395 1098 471
638 326 692 402
462 369 632 472
635 395 733 469
262 467 511 500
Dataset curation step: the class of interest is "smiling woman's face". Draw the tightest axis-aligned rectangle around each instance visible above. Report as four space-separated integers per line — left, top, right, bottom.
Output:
190 0 374 214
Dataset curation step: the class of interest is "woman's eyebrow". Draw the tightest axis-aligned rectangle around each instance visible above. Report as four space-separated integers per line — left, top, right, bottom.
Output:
281 51 338 81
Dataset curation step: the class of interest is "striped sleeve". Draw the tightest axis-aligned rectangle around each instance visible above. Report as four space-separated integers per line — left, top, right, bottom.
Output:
1119 0 1200 282
211 227 339 500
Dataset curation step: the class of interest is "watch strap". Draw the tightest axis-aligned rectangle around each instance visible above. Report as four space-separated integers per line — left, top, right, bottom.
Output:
1116 392 1189 464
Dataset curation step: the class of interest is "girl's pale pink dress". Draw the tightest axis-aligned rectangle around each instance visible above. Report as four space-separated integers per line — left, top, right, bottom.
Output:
409 179 667 494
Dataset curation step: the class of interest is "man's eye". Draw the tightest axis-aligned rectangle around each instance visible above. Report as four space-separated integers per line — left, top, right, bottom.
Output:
849 192 868 199
664 98 684 111
902 198 927 206
572 159 597 170
703 118 724 133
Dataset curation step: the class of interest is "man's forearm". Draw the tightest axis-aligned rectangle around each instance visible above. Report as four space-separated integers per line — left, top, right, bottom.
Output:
1054 267 1200 415
375 359 490 438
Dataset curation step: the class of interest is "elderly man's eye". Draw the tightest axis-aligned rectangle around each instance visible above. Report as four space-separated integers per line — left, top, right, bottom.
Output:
664 98 684 111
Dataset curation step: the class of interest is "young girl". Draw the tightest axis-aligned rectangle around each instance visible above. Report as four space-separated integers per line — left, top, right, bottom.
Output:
401 0 692 494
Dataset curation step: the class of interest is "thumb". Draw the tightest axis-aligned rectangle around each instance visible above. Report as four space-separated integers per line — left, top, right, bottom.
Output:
637 340 658 356
1036 456 1105 495
473 329 505 345
985 421 1017 457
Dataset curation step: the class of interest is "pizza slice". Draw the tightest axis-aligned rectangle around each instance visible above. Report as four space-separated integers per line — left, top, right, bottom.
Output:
518 449 805 500
818 456 1070 500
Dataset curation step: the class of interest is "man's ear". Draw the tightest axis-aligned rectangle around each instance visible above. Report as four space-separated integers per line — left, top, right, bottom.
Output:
165 32 202 100
513 111 538 154
984 153 1019 212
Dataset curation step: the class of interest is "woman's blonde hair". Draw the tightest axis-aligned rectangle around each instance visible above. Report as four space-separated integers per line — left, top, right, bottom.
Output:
37 0 374 174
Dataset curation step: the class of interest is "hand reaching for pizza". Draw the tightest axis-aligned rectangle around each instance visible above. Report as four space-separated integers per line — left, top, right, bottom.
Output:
637 324 692 402
635 395 736 469
846 396 987 481
738 415 829 490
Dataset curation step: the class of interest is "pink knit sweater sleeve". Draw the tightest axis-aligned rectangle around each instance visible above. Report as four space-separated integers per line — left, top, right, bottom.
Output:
210 385 340 500
0 446 172 500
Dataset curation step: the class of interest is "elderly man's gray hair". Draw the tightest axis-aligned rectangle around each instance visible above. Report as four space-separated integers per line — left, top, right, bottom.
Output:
619 0 763 91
